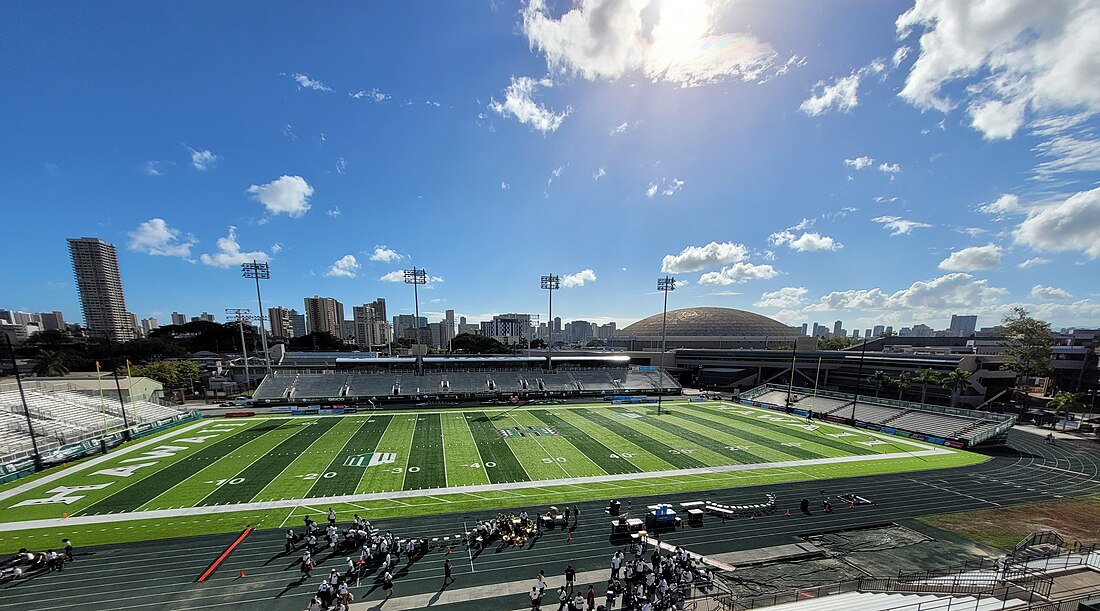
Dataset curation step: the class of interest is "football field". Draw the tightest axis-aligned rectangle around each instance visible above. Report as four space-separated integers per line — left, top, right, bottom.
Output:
0 400 982 531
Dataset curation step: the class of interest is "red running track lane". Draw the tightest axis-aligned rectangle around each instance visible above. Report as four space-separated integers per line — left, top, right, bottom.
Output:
196 527 253 583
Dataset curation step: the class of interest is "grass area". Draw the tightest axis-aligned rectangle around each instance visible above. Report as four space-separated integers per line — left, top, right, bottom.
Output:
918 495 1100 551
1 448 985 550
0 400 989 549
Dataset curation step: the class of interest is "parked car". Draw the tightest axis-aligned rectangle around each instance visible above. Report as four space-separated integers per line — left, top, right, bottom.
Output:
219 397 254 407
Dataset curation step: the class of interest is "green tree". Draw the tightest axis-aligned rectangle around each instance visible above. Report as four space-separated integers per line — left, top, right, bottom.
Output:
999 307 1054 383
913 368 941 405
451 333 510 354
1048 391 1083 430
869 370 888 397
125 360 201 390
893 372 912 400
941 369 971 407
32 349 70 377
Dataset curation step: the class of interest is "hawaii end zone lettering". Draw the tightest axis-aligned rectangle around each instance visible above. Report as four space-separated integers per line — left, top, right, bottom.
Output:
8 422 249 508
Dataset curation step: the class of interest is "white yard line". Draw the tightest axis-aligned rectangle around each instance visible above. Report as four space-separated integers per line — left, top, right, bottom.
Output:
0 445 953 532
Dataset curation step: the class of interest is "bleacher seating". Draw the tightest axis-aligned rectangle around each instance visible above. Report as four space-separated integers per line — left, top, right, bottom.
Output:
0 387 185 461
253 366 681 402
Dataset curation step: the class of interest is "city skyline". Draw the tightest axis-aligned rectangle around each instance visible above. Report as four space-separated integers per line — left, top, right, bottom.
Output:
2 2 1099 332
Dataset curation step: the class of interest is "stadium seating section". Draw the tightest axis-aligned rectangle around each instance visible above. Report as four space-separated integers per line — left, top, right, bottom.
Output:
254 367 680 403
0 388 185 460
743 387 1010 446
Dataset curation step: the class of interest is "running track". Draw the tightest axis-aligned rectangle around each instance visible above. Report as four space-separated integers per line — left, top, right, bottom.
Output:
2 430 1098 611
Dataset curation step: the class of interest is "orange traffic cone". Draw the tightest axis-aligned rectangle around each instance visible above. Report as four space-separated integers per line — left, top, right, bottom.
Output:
238 569 245 579
784 509 791 517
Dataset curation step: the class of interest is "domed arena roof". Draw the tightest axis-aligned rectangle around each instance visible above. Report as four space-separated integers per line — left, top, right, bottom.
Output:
620 307 798 337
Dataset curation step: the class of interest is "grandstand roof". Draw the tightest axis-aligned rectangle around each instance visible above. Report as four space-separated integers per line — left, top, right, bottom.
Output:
619 307 798 338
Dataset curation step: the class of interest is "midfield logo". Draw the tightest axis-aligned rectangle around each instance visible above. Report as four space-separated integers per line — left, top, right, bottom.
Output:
344 452 397 468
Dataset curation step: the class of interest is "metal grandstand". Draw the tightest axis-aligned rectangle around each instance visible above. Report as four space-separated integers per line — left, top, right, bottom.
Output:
740 384 1016 448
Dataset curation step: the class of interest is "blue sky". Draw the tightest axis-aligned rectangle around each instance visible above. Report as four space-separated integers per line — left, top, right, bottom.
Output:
2 0 1099 332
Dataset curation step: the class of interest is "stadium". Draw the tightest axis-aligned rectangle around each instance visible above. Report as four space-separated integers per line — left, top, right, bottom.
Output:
8 303 1097 611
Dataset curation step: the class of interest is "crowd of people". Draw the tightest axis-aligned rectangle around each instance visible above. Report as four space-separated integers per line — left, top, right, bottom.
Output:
0 539 74 583
527 541 711 611
289 508 425 611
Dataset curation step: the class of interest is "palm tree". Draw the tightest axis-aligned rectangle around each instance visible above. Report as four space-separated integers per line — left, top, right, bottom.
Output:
894 372 912 400
32 349 69 377
913 369 940 405
1048 392 1083 431
941 369 971 408
869 370 888 398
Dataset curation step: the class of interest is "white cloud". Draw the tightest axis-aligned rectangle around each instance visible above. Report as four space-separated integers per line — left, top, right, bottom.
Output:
938 243 1003 271
978 194 1023 218
186 146 217 171
800 72 861 116
325 255 361 278
1018 257 1051 268
488 76 571 134
127 218 196 258
897 0 1100 140
807 273 1007 312
661 241 748 273
872 215 933 235
350 88 389 102
1032 285 1073 300
522 0 787 88
562 268 597 288
768 231 843 252
336 157 347 175
290 72 331 92
968 99 1027 140
369 245 403 263
141 161 164 176
647 177 684 198
379 270 405 282
878 162 901 174
1013 186 1100 258
698 262 779 285
593 167 606 180
892 46 911 68
247 175 314 218
199 226 269 268
844 156 874 170
755 287 808 309
609 121 631 135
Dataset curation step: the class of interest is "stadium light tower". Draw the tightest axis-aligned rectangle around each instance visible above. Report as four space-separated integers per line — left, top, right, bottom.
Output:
404 267 428 375
541 274 560 370
241 260 272 376
657 276 676 416
3 334 42 471
225 308 252 390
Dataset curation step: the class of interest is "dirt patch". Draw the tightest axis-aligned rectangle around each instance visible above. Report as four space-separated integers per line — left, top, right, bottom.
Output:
918 495 1100 551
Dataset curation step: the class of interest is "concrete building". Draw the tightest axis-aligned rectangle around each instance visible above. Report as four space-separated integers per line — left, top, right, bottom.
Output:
141 317 158 336
67 237 135 341
950 314 978 336
39 311 65 331
304 296 345 338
